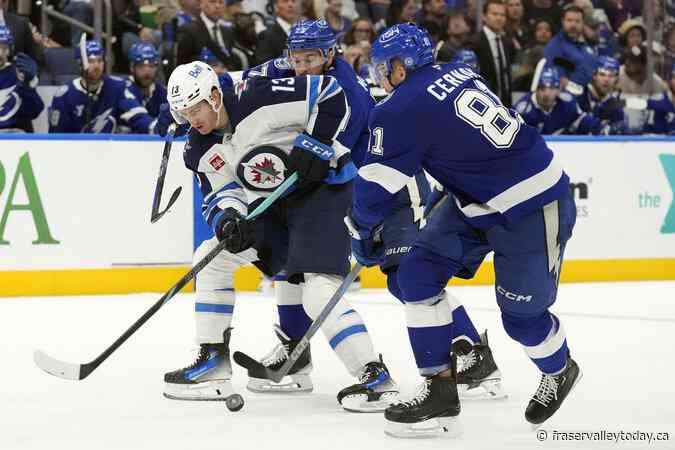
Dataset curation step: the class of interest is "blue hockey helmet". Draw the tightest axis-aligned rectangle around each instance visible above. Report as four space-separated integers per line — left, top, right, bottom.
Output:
0 24 13 49
287 19 337 56
199 46 219 63
451 49 479 72
595 55 620 75
369 23 434 87
128 42 159 66
74 38 104 65
538 66 561 89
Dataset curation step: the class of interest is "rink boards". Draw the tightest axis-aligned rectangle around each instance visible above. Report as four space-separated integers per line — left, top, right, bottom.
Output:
0 135 673 296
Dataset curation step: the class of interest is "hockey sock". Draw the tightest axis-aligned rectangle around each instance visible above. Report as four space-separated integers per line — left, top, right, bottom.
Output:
449 290 481 345
502 311 568 374
275 279 312 340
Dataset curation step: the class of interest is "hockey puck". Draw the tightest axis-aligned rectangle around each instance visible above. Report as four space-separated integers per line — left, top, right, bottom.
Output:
226 394 244 412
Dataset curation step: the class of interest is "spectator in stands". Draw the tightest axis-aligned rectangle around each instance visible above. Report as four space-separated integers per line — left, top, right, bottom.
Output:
254 0 299 63
471 0 514 106
229 11 258 68
343 18 375 46
300 0 318 20
176 0 241 69
511 43 544 90
368 0 392 25
544 4 597 95
49 40 157 134
0 0 42 64
617 18 645 51
324 0 351 42
0 24 43 132
382 0 417 29
515 65 608 134
505 0 526 51
644 63 675 134
415 0 448 42
664 26 675 81
434 11 471 62
523 0 562 34
576 55 627 134
125 42 166 122
531 18 553 47
598 0 643 34
62 0 94 47
618 44 668 97
113 0 160 59
588 10 618 58
159 0 199 44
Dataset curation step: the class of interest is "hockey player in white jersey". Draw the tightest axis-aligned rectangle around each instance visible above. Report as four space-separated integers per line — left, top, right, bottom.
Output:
162 61 398 411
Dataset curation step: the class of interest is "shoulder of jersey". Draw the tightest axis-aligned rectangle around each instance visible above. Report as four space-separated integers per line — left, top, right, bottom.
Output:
558 91 574 103
515 96 533 114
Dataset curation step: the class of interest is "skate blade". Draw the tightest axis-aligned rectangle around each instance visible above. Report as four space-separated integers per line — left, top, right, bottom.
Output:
247 374 313 394
458 378 508 400
163 379 236 401
385 416 461 439
341 391 399 413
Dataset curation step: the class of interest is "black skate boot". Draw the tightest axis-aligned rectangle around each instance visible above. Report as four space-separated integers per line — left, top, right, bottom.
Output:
384 373 461 438
525 355 582 427
453 331 506 400
337 355 399 412
163 328 239 403
246 324 313 393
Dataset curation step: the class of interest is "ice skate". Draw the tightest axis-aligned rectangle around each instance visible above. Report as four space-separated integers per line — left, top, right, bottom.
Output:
337 355 399 412
453 331 506 400
525 355 582 427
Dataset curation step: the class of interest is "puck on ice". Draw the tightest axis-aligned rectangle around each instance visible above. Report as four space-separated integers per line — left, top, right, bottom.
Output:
226 394 244 412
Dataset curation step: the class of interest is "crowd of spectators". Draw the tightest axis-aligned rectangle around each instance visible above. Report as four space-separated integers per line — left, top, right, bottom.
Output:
0 0 674 135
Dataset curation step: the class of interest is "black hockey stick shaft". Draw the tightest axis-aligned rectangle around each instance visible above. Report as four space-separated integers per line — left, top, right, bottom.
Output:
150 124 182 223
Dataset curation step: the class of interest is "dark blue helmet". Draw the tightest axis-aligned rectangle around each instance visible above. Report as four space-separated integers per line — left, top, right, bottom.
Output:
451 49 479 72
538 66 561 89
369 23 434 85
595 55 620 75
128 42 159 65
0 24 13 49
287 19 337 55
74 39 104 62
199 46 219 63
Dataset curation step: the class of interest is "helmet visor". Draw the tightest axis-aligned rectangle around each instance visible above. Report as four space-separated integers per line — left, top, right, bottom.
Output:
368 61 390 87
287 50 327 71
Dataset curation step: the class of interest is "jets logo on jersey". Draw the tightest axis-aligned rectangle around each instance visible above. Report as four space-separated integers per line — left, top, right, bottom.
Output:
0 85 21 122
209 154 226 171
236 146 288 191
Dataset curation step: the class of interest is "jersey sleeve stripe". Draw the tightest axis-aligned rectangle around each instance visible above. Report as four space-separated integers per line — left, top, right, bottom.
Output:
120 106 149 121
358 162 411 194
306 75 322 121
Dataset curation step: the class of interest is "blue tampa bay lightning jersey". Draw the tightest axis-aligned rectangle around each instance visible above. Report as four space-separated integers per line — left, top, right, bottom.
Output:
576 84 627 133
514 91 606 135
0 63 44 131
184 74 351 232
126 77 167 118
353 63 569 230
644 90 675 134
49 75 157 133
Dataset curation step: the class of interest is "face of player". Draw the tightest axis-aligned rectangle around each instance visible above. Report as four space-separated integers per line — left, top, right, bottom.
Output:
372 59 406 93
200 0 225 21
275 0 298 23
536 86 559 110
534 21 552 44
483 3 507 34
179 89 227 134
132 62 158 88
506 0 523 21
592 70 617 97
0 43 9 67
562 11 583 41
289 49 331 76
84 56 105 85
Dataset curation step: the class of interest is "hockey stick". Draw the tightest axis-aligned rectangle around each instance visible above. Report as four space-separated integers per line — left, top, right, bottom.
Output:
233 262 363 383
34 173 299 381
150 123 182 223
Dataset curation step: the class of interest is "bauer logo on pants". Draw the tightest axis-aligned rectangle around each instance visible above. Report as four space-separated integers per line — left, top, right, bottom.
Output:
237 146 288 192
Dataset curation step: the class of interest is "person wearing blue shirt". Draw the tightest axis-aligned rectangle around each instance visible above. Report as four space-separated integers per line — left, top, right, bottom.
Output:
576 55 627 134
644 64 675 134
515 66 607 135
345 23 581 437
126 43 167 120
0 25 43 132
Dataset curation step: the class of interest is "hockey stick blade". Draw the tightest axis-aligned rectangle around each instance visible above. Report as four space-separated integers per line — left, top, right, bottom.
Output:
233 263 362 383
33 349 82 380
150 186 182 223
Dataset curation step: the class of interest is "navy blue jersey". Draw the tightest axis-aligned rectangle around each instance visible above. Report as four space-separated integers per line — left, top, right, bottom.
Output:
644 91 675 134
353 63 569 230
126 77 167 118
577 84 627 134
0 63 44 131
185 74 351 233
514 91 606 135
49 75 157 134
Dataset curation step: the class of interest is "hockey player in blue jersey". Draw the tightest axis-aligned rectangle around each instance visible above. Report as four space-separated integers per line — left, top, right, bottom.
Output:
162 61 398 411
245 19 505 402
199 47 228 75
0 25 44 132
576 56 627 134
450 49 479 72
345 24 581 436
644 64 675 134
515 65 607 135
126 43 167 119
49 39 158 134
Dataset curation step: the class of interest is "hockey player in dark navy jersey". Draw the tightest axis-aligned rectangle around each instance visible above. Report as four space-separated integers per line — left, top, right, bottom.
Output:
576 56 627 135
245 19 505 403
345 23 581 437
644 64 675 134
125 43 167 120
161 60 398 411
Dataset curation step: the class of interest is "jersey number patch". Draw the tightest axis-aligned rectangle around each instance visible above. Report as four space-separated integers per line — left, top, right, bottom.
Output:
271 78 295 92
454 89 521 149
370 127 384 155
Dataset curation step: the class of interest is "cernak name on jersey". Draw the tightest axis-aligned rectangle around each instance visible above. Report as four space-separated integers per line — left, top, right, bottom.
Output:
426 67 478 102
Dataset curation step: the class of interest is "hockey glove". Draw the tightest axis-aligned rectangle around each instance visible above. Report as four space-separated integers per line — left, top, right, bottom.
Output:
344 209 383 267
216 208 255 254
286 133 334 188
14 53 38 86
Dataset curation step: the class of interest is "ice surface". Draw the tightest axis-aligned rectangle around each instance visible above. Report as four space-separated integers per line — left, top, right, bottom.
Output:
2 282 674 450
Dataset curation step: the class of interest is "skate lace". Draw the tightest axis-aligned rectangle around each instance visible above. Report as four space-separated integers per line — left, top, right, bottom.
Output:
261 343 289 367
533 374 559 406
185 346 210 370
456 350 477 374
398 379 432 408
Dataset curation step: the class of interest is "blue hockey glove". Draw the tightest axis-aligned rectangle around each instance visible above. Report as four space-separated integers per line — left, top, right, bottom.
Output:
423 186 448 219
344 209 383 267
14 53 37 86
215 208 255 254
286 133 334 188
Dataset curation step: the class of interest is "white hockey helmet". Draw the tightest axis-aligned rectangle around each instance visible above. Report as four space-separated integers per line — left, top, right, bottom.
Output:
167 61 222 124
